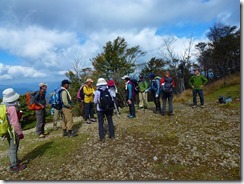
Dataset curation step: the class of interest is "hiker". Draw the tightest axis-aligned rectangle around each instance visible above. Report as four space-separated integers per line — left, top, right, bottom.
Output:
83 78 96 124
94 78 115 142
189 68 208 108
145 73 161 114
52 108 63 131
121 75 136 118
49 89 63 130
107 77 120 114
160 71 176 115
60 79 77 137
77 83 85 119
1 88 27 172
138 74 148 109
34 82 47 138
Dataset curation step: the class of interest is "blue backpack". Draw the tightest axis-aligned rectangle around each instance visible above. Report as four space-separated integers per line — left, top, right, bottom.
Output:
49 88 64 110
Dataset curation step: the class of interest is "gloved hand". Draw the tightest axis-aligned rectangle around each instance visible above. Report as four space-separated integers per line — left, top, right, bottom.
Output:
155 94 159 98
18 134 24 140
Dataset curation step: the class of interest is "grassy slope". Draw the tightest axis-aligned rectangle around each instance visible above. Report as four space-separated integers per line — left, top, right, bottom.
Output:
0 73 240 180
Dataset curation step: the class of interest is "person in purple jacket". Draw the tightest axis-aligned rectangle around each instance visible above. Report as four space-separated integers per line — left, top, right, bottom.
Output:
94 78 115 142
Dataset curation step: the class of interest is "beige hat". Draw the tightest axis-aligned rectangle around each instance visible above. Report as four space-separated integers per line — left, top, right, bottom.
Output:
2 88 20 103
86 78 93 83
96 78 107 86
39 82 47 87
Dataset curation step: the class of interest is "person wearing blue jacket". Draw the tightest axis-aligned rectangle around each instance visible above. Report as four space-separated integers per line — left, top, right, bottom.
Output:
145 73 161 114
122 75 136 118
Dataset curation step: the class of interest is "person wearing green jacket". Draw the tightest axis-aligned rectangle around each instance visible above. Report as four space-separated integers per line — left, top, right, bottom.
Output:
189 68 208 108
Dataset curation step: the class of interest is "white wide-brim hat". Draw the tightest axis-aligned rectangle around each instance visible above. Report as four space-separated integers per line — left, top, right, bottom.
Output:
96 78 107 86
2 88 20 103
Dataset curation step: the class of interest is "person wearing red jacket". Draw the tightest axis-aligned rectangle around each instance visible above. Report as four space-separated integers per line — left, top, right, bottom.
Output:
160 71 176 116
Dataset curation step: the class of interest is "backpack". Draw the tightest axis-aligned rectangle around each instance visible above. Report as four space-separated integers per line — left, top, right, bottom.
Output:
25 91 42 111
49 88 63 110
98 88 114 111
0 104 11 137
130 79 139 94
162 77 173 94
77 85 85 101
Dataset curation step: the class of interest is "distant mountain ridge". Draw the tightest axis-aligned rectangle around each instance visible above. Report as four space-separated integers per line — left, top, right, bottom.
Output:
0 81 61 99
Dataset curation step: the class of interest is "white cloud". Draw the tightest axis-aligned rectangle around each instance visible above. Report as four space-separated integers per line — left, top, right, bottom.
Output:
0 63 46 80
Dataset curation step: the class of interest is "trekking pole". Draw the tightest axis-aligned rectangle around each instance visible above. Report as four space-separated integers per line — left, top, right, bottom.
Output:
113 98 120 117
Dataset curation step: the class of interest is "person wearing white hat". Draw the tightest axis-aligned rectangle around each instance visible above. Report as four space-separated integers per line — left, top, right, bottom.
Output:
94 78 115 142
83 78 96 124
121 75 136 118
33 82 48 138
1 88 27 172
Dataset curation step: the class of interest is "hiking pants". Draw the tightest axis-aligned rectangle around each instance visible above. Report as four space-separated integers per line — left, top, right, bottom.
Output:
152 91 161 113
97 110 114 140
7 132 20 168
139 92 148 108
62 108 73 131
193 89 204 105
53 109 63 127
161 92 173 114
36 108 46 135
128 97 136 117
84 102 95 120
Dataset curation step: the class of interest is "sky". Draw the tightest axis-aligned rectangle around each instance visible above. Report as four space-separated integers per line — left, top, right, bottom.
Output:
0 0 241 87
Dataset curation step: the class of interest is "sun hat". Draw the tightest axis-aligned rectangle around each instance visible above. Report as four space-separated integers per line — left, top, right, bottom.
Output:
121 75 130 80
96 78 107 86
2 88 20 103
86 78 94 83
39 82 47 87
61 79 71 86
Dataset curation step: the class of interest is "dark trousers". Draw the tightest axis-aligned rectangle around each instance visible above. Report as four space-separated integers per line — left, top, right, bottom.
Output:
162 92 173 113
84 102 95 120
97 110 114 140
128 97 136 117
152 91 161 113
36 108 46 135
193 89 204 105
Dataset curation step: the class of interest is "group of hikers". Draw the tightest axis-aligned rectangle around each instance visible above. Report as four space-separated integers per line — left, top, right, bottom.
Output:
0 67 208 173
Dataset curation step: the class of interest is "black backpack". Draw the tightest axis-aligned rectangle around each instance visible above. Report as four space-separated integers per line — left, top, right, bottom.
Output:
162 77 173 94
98 88 114 111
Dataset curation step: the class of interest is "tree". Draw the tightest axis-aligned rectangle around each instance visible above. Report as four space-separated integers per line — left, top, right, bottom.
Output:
140 57 167 79
160 36 194 93
197 22 240 85
91 36 146 83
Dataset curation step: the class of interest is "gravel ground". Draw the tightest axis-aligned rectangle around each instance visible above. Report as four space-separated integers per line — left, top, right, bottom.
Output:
0 101 241 181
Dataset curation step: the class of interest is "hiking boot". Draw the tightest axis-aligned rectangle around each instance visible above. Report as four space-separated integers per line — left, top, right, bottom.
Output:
63 129 68 137
68 130 77 137
38 134 45 138
100 138 105 143
86 120 91 124
10 163 27 173
90 118 96 122
192 105 197 108
169 111 174 115
161 113 166 116
201 105 205 108
128 115 136 118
